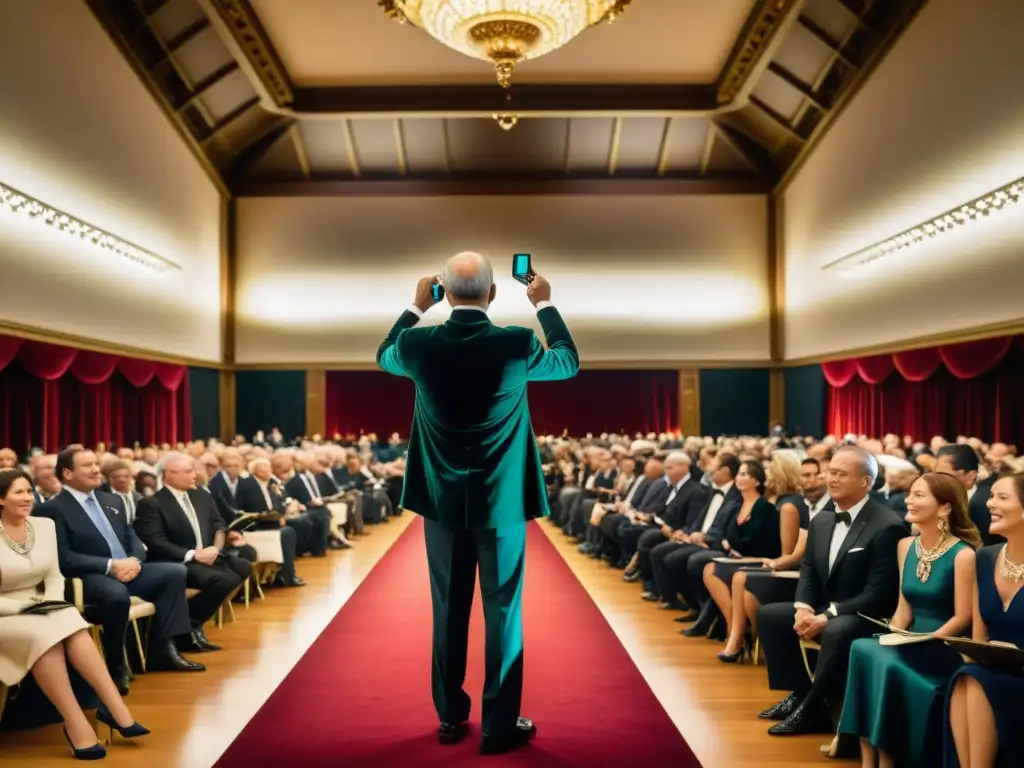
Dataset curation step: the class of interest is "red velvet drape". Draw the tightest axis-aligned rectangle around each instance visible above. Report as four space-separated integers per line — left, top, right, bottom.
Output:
0 334 191 453
325 369 679 438
825 335 1024 442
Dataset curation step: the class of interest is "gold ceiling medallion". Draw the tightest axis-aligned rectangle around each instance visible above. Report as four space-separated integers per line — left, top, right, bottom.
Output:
378 1 631 88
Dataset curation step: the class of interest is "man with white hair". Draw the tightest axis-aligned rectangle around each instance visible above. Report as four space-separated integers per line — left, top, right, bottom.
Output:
377 252 578 754
134 452 253 653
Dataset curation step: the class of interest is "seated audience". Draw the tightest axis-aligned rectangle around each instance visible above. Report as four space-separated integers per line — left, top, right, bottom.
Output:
234 458 305 586
103 459 141 524
935 444 999 544
35 447 203 692
650 453 741 631
581 454 641 560
756 445 905 736
708 455 800 661
838 472 979 767
601 458 671 570
270 452 329 557
134 453 253 652
0 468 148 759
946 472 1024 768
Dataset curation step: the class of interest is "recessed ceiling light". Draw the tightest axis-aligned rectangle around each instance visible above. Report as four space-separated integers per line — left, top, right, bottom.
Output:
0 181 181 274
822 176 1023 274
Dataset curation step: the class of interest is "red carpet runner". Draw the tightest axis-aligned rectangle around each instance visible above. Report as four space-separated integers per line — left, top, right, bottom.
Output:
216 518 702 767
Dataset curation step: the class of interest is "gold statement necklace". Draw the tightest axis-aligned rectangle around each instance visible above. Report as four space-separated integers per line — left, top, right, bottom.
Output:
1000 547 1024 583
915 530 953 583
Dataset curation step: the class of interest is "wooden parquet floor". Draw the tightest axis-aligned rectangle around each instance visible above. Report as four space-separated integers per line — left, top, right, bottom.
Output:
1 514 839 766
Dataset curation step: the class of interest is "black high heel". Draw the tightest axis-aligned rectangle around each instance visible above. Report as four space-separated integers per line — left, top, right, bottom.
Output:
63 727 106 760
96 703 151 742
717 640 751 664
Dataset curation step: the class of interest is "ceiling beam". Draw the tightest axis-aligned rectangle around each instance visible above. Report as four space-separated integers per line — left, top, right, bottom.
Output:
199 0 294 106
84 0 230 197
287 84 719 118
796 15 861 70
715 0 802 105
291 124 311 179
699 123 717 176
174 61 239 112
766 62 829 112
711 122 780 182
607 118 623 176
224 118 294 184
234 177 771 198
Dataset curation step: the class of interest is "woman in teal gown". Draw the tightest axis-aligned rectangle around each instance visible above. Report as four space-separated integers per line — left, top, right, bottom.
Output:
838 472 980 768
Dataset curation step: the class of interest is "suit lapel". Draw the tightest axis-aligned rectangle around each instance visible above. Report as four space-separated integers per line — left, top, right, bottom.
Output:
829 506 872 579
816 511 837 582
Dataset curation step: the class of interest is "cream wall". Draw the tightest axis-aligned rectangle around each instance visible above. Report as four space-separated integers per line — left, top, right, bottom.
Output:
0 1 222 362
782 0 1024 360
235 195 770 364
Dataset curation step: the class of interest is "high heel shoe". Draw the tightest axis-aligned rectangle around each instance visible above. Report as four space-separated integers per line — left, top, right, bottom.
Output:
96 703 151 742
63 727 106 760
717 641 751 664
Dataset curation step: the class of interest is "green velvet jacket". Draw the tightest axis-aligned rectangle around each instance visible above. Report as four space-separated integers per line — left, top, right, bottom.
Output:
376 305 579 530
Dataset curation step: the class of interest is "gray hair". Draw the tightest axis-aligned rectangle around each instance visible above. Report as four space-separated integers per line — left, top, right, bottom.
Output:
156 452 192 477
442 251 493 300
834 445 879 484
664 451 691 467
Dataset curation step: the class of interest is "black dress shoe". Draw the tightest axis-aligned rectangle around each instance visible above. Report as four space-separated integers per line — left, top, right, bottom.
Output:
768 702 834 736
759 692 800 720
681 603 717 636
113 670 131 696
438 722 468 745
622 570 640 582
149 640 206 672
195 627 221 650
640 592 661 602
273 576 307 587
480 717 536 755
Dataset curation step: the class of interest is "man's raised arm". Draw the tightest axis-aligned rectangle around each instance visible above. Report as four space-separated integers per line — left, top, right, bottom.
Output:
376 276 440 377
525 275 579 383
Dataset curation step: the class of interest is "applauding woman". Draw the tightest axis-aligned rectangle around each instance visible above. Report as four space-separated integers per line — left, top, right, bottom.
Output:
946 472 1024 768
838 472 979 768
0 468 148 760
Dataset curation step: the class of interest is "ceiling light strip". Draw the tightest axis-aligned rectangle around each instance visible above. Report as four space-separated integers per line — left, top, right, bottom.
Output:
822 176 1023 273
0 181 181 274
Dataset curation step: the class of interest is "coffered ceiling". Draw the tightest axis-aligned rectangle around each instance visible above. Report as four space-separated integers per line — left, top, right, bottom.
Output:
84 0 928 197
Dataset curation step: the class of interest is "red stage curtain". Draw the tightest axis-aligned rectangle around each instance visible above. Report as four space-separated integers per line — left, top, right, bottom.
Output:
325 369 679 439
0 333 191 454
826 335 1024 442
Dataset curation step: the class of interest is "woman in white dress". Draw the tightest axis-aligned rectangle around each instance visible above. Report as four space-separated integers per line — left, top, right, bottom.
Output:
0 468 149 759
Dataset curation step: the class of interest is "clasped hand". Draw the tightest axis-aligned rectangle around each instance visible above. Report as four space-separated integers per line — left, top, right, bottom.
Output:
193 546 220 566
110 558 142 583
794 608 828 639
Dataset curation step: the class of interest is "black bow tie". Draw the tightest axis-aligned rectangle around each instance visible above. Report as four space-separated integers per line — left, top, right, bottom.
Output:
712 488 725 496
835 510 852 526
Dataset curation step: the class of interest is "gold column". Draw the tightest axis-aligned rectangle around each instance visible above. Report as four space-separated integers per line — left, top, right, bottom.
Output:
305 369 326 438
769 368 785 432
679 368 701 436
767 193 786 363
220 197 237 366
219 370 236 440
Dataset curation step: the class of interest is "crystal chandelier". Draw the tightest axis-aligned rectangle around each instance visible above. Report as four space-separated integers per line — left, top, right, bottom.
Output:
379 1 631 88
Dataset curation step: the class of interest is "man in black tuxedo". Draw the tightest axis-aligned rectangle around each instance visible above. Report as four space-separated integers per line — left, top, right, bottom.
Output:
757 445 906 736
134 453 252 652
646 453 741 617
935 444 999 544
36 447 202 692
630 453 709 586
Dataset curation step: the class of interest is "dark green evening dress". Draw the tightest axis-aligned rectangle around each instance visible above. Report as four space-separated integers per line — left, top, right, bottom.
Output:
837 540 968 767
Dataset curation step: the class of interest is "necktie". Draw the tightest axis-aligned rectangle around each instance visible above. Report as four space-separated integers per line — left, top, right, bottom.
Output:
180 492 203 547
835 510 852 526
304 473 321 500
83 496 127 559
121 493 135 524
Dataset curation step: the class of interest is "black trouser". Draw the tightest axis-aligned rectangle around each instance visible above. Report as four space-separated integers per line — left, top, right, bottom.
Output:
81 562 192 675
184 554 252 627
757 603 874 710
636 527 668 579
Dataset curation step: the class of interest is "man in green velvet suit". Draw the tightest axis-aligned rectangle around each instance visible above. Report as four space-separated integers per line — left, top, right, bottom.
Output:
376 252 579 755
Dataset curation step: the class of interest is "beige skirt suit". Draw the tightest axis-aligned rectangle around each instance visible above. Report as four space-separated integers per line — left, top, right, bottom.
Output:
0 515 89 686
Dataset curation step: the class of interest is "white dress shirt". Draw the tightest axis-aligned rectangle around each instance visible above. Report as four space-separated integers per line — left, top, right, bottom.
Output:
665 474 690 506
256 478 274 510
700 482 733 533
828 494 871 572
807 493 831 521
408 301 553 318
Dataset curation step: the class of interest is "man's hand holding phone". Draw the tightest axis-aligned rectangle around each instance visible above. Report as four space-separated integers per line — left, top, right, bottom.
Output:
414 275 444 313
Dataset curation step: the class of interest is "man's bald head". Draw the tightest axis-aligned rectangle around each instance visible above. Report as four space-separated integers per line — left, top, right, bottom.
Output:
443 251 495 304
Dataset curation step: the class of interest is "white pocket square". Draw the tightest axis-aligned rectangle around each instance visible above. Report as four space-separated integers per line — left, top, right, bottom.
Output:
848 547 865 553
